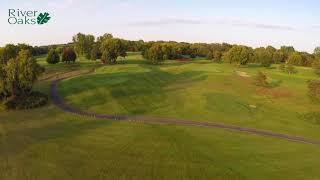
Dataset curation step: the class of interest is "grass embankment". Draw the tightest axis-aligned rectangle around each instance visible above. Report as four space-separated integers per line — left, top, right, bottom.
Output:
0 53 320 179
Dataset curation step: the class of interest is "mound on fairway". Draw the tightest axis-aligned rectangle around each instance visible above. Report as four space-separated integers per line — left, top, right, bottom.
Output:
58 54 320 139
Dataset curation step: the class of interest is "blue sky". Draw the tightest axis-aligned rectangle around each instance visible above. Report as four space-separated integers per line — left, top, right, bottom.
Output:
0 0 319 52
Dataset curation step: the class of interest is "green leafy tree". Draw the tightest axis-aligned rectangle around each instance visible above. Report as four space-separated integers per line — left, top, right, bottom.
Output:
223 45 253 66
97 33 113 43
90 44 99 61
96 33 114 52
119 39 128 59
0 44 19 64
55 46 64 54
206 51 213 60
46 49 60 64
72 33 95 58
213 51 222 63
0 66 7 98
2 50 44 97
190 43 211 58
266 46 276 53
287 52 303 66
253 48 273 67
300 52 315 67
144 44 166 64
280 46 295 60
100 38 126 64
61 48 77 63
273 50 286 63
314 47 320 58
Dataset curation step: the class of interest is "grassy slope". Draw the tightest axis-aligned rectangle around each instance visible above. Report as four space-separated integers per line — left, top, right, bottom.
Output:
59 54 320 139
0 54 320 179
1 107 320 180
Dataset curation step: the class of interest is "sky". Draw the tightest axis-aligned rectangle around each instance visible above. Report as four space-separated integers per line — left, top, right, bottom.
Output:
0 0 319 52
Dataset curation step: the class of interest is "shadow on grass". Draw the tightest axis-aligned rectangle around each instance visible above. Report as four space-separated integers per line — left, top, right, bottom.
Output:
61 64 208 115
269 79 283 88
2 118 113 155
244 64 262 68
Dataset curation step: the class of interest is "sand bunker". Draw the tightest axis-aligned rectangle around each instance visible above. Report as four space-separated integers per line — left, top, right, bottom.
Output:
236 71 251 77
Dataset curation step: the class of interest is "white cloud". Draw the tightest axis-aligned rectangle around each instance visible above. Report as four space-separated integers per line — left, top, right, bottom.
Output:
128 17 296 31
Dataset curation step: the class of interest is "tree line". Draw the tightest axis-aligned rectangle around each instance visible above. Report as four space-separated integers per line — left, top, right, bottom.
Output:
68 32 320 67
1 32 320 109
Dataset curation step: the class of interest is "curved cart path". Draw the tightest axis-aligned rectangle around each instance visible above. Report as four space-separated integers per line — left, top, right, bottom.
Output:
49 68 320 145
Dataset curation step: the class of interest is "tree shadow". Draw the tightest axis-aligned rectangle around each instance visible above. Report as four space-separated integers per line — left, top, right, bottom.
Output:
246 64 262 68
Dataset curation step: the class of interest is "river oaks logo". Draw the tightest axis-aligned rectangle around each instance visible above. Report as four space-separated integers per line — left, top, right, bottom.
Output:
8 9 51 25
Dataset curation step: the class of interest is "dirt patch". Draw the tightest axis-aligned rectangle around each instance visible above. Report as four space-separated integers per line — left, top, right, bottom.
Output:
256 87 293 98
176 58 192 62
236 71 251 77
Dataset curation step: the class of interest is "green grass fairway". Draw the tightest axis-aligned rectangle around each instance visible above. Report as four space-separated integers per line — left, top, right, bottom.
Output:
1 107 320 180
59 53 320 139
1 53 320 179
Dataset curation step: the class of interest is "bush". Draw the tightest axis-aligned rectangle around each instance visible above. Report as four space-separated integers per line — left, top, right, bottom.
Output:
3 91 48 110
255 71 269 87
286 64 297 74
46 49 60 64
278 64 297 74
300 112 320 125
212 51 222 63
308 79 320 103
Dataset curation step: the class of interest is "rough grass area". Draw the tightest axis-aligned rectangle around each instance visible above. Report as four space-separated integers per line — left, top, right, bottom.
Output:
1 53 320 179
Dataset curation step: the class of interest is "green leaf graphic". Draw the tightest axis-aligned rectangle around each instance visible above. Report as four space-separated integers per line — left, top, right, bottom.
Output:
37 12 51 25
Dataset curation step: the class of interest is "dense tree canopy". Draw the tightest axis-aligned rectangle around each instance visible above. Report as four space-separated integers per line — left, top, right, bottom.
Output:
46 49 60 64
90 44 99 61
100 38 127 64
287 52 303 66
314 47 320 58
223 45 253 65
0 50 44 97
253 47 273 67
143 44 166 64
280 46 295 57
72 33 95 58
0 44 20 64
